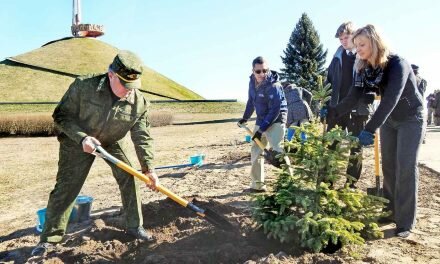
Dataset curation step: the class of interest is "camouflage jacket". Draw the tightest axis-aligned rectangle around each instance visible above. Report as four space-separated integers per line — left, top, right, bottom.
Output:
53 73 154 170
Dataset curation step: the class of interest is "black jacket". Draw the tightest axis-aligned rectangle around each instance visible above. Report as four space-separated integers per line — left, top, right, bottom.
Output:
327 46 372 116
334 55 423 133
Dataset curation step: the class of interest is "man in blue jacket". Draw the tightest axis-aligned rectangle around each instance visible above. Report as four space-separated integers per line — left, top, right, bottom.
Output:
238 56 287 192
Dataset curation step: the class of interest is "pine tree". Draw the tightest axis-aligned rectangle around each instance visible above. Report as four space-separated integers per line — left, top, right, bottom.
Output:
252 121 389 252
280 13 327 93
252 81 389 253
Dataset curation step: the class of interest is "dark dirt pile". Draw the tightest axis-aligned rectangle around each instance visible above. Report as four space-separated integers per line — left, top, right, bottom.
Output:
2 198 303 264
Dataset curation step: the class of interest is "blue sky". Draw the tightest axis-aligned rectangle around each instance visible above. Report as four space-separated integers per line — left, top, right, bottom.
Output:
1 0 438 101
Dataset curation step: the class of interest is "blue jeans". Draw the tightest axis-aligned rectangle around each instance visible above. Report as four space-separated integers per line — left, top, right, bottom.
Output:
380 114 423 230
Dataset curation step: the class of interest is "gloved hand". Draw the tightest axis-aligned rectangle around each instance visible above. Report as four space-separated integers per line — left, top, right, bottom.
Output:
358 130 375 146
252 130 263 141
319 107 328 118
81 136 101 153
300 131 307 142
237 118 248 127
320 106 336 123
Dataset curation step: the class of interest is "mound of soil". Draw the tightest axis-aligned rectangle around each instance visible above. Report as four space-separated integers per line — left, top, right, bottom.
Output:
8 198 299 264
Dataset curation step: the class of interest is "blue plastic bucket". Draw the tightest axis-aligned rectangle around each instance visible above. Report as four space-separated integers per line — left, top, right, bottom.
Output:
36 207 78 233
245 135 251 143
36 208 47 233
190 154 204 165
35 195 93 233
74 195 94 223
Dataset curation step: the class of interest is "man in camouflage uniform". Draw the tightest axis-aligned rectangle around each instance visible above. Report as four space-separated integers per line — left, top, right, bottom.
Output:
32 51 158 256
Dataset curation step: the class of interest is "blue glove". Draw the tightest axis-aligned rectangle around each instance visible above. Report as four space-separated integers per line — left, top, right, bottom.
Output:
300 132 307 142
319 107 328 118
286 128 295 141
358 130 375 146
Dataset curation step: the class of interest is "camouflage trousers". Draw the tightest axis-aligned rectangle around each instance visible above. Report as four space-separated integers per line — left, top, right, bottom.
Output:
40 137 142 243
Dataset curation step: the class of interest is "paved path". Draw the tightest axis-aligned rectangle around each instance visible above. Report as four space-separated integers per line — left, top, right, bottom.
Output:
418 125 440 173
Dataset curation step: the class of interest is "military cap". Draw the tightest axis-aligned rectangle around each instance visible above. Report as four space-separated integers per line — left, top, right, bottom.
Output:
110 50 143 89
411 64 419 70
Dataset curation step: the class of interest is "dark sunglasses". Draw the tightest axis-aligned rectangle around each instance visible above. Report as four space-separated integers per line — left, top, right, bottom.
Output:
254 69 269 74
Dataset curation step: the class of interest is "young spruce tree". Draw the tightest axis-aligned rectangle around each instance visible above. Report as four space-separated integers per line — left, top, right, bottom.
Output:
252 81 389 253
280 13 327 93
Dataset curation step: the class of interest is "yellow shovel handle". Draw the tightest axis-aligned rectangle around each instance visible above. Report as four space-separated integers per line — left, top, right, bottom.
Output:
374 132 380 176
240 124 266 150
96 146 189 208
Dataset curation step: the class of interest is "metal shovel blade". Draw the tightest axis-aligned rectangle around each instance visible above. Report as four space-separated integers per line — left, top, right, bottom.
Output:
263 149 283 168
203 207 236 231
367 181 383 196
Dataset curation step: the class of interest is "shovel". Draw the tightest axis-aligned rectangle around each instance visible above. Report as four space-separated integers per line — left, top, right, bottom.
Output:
94 146 235 231
239 124 289 168
367 132 383 196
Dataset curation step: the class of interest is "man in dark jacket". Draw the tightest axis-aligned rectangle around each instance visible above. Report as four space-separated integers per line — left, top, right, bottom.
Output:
326 22 373 187
283 84 313 127
237 56 287 192
32 51 158 256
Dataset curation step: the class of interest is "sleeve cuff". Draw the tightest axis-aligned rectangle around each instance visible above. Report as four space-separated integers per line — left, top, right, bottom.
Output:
259 121 270 132
74 132 88 144
363 124 376 134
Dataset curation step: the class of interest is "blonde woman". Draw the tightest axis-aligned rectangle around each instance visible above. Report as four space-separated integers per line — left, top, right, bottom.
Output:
326 25 424 238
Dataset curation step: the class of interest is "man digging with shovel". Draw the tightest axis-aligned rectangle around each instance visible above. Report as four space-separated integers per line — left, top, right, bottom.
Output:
32 51 159 256
238 56 288 193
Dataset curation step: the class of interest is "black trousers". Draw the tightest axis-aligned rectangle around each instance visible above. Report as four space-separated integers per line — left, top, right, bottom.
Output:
328 113 369 182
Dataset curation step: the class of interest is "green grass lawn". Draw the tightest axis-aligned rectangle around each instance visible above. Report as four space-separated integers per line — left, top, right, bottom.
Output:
0 37 203 102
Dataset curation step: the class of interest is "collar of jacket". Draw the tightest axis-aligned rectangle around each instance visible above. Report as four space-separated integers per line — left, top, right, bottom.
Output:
96 75 136 104
333 46 345 65
250 70 278 89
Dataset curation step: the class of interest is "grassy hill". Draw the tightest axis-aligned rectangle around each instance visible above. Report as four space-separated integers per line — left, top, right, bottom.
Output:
0 37 203 102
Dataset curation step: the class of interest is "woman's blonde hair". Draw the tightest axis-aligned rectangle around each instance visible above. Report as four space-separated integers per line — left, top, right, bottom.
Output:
352 24 390 71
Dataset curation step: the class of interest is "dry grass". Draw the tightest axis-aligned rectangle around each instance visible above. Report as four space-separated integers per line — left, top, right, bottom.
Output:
0 111 174 136
150 111 174 127
0 113 55 136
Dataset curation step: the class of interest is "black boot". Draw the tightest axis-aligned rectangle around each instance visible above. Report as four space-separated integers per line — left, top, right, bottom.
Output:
31 242 55 256
126 226 155 242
